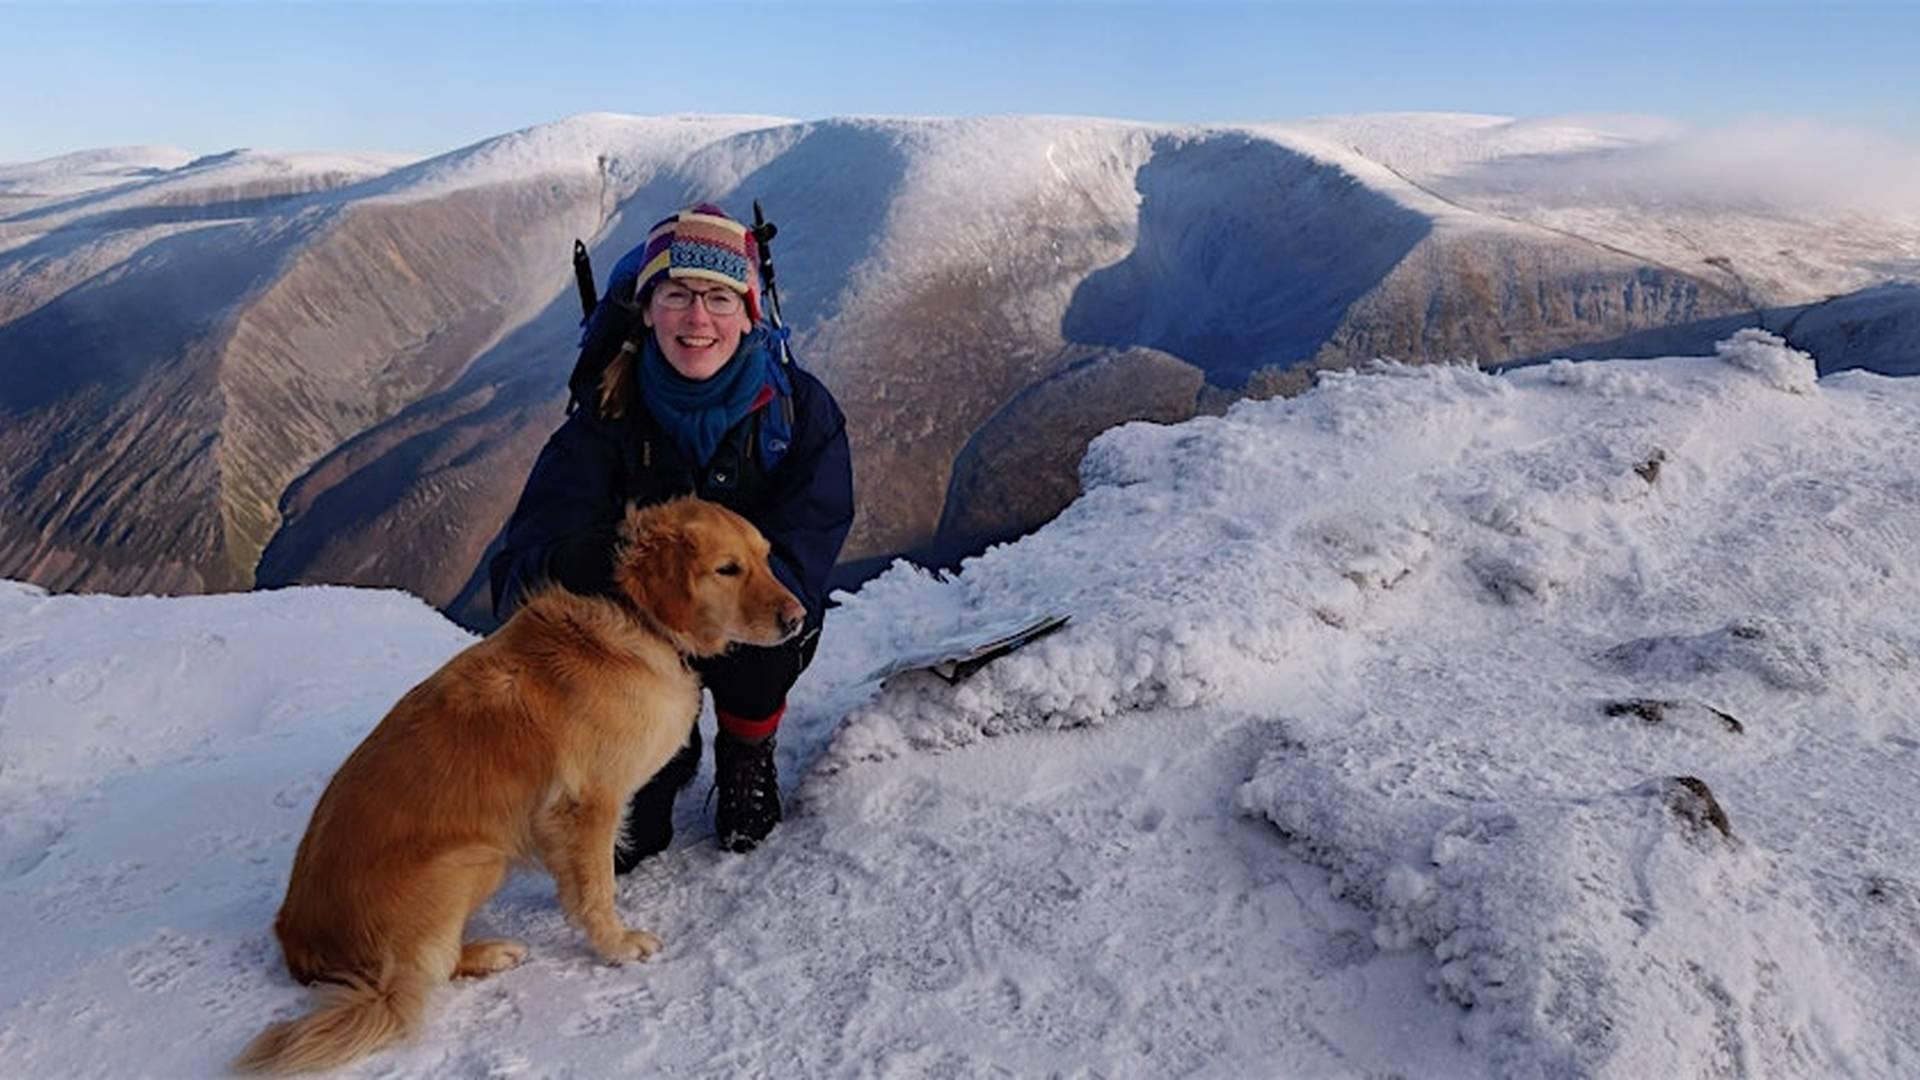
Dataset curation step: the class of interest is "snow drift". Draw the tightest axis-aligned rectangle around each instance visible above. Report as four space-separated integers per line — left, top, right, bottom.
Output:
825 329 1920 1076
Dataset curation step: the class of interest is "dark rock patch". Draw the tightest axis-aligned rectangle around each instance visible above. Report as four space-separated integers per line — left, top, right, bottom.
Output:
1602 697 1744 734
1664 776 1733 841
1604 698 1675 725
1633 448 1667 484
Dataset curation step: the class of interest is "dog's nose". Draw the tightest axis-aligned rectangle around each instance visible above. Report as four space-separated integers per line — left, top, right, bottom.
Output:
777 601 804 640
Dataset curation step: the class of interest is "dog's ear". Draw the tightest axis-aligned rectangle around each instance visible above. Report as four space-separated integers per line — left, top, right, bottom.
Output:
616 510 690 625
615 502 724 654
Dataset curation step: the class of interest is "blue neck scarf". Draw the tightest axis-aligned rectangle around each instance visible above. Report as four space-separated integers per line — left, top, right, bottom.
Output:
639 329 773 469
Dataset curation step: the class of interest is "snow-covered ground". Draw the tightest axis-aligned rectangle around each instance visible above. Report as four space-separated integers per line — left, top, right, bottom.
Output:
3 331 1918 1077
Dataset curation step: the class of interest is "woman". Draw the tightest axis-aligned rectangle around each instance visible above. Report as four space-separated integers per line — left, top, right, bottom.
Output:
490 203 854 861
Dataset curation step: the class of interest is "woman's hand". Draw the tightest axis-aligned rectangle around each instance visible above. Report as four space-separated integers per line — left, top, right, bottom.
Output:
545 526 618 597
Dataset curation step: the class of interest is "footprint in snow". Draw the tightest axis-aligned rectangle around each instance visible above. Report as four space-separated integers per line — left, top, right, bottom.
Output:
561 984 657 1038
270 775 324 811
124 928 211 993
32 859 149 923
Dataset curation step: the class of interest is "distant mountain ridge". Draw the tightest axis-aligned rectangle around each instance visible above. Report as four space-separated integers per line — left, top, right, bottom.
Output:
3 112 1916 626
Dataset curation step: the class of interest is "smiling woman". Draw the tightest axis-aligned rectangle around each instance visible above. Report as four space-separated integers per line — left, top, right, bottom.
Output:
489 202 855 862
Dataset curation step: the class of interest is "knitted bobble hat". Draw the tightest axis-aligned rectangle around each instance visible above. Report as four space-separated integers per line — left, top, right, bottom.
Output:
633 203 763 323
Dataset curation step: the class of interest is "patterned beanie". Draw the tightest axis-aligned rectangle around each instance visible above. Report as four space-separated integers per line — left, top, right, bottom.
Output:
633 203 762 323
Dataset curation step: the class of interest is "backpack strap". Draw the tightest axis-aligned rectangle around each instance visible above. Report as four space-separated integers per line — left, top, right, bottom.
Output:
751 201 797 370
759 355 795 471
572 239 598 321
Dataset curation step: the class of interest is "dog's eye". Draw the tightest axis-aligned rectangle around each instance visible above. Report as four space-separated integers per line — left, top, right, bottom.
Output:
715 562 743 577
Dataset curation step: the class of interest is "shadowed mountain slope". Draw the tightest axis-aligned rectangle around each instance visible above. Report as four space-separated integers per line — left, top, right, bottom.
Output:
1064 132 1431 386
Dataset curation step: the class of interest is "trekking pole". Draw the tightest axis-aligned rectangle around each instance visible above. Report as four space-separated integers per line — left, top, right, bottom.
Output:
750 200 795 367
571 239 597 321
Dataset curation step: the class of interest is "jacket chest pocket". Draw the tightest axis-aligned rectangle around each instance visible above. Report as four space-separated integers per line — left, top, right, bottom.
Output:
705 450 776 514
621 428 766 511
703 450 742 494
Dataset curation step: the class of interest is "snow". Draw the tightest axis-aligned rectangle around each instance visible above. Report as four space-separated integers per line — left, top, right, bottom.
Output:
0 146 198 199
818 115 1155 345
1230 112 1664 230
1715 326 1819 394
0 148 415 227
357 112 792 203
0 144 419 272
155 149 421 195
5 333 1920 1075
1239 114 1920 302
1278 111 1655 186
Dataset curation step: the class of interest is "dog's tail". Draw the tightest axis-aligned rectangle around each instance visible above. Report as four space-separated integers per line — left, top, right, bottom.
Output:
234 958 433 1075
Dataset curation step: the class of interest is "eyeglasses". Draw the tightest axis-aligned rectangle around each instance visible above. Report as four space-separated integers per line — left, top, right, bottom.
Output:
653 283 743 316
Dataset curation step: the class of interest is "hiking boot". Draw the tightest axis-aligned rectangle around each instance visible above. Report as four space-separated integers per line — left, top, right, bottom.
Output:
713 732 781 853
614 727 701 875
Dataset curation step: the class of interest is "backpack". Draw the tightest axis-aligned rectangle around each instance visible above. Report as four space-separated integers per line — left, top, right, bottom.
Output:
563 238 650 413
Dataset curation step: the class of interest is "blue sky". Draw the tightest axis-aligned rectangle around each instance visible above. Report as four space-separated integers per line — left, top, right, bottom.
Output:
4 1 1917 164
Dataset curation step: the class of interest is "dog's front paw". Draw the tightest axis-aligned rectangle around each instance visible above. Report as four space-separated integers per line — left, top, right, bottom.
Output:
594 927 662 964
456 938 531 978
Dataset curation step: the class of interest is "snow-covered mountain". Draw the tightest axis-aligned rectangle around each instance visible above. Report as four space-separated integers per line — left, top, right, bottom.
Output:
2 113 1916 628
3 333 1915 1076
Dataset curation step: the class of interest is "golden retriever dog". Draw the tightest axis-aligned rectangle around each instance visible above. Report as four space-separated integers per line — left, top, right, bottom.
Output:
237 496 805 1074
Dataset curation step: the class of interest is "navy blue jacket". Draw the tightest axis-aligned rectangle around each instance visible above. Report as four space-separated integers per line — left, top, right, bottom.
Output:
489 361 854 648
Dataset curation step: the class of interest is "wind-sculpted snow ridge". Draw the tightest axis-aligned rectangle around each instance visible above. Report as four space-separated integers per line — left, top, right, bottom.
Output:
822 355 1524 766
1716 325 1821 394
827 330 1920 1076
